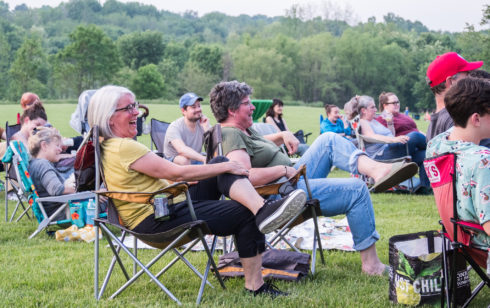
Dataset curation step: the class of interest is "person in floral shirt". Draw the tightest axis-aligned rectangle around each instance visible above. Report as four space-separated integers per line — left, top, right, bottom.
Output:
426 77 490 249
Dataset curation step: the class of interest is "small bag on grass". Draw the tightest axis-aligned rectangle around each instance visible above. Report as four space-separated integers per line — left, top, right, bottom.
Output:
388 231 470 306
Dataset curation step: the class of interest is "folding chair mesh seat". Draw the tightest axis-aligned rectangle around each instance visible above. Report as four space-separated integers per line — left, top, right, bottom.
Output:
150 118 170 157
3 122 24 222
203 124 325 274
424 153 489 307
92 126 225 305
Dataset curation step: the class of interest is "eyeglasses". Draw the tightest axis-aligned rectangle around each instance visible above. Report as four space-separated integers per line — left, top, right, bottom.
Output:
385 101 400 105
115 102 139 113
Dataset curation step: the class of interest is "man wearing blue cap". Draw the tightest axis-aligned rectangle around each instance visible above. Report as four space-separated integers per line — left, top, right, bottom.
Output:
163 92 210 165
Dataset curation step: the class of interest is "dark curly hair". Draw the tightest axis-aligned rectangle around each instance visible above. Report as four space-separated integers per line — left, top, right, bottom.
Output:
209 81 253 123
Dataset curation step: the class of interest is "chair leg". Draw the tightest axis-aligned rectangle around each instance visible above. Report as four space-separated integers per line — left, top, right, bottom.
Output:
101 224 188 304
97 230 129 300
28 203 68 239
197 228 225 292
311 207 325 265
441 234 451 308
197 235 220 305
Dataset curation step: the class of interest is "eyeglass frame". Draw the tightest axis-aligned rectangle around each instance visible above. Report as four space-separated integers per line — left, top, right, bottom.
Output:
384 100 400 105
115 101 139 113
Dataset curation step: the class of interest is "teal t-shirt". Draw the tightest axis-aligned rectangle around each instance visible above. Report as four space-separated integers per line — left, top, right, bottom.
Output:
427 130 490 249
221 127 293 167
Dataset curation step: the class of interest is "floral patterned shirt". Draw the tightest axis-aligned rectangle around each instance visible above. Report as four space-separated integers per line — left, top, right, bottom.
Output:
427 130 490 249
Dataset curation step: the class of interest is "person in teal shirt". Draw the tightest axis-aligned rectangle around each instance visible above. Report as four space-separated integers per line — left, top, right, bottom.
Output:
320 104 353 138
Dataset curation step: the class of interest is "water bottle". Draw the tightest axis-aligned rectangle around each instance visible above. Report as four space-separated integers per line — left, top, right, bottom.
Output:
86 199 96 226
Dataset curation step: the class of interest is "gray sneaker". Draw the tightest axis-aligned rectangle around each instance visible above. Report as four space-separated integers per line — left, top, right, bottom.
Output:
255 189 306 234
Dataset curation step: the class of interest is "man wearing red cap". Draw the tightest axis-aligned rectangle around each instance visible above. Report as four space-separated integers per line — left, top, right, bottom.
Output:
425 52 483 141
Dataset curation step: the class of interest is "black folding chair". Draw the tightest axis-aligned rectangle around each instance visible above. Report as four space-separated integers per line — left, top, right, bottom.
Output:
3 121 27 222
150 118 170 157
92 126 225 305
203 124 325 274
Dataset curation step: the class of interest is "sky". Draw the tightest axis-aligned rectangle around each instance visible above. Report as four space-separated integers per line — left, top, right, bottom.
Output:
3 0 489 32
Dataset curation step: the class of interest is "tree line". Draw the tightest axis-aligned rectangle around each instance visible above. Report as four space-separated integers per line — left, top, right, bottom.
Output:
0 0 488 112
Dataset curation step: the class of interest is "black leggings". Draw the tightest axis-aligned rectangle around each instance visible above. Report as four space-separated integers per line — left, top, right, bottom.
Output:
132 156 265 258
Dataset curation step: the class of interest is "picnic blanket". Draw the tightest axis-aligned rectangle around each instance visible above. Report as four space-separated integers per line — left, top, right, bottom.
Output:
113 217 354 252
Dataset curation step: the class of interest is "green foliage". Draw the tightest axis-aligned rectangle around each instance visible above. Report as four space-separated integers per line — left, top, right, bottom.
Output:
132 64 165 99
55 24 121 95
117 30 165 69
0 0 488 111
189 44 223 77
8 35 48 100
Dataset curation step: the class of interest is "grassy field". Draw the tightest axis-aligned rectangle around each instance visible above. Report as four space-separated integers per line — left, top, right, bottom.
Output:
0 104 487 307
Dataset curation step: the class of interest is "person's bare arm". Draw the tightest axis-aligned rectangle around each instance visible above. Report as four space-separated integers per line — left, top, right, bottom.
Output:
263 131 299 155
170 139 206 163
226 149 296 186
483 221 490 236
265 116 281 132
360 119 409 144
130 151 248 182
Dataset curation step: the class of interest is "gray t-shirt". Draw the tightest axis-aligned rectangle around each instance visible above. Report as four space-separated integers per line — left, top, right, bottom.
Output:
163 117 205 159
426 108 454 142
28 158 65 217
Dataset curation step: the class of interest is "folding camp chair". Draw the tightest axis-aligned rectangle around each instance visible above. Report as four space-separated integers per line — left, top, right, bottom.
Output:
2 140 95 237
3 122 25 222
203 124 325 274
251 123 301 163
424 153 489 307
350 116 415 192
92 126 225 305
150 118 170 157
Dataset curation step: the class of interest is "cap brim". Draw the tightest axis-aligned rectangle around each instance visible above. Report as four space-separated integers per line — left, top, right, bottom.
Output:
461 61 483 72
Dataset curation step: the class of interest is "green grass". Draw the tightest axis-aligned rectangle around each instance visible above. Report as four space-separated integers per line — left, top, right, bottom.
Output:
0 104 487 307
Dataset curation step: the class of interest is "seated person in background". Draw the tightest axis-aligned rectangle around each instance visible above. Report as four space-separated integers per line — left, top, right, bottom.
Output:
426 77 490 249
320 104 353 138
349 95 430 191
13 103 75 179
265 98 308 156
163 92 209 165
27 127 76 218
210 80 420 276
17 92 41 124
88 85 308 297
376 92 420 137
12 103 48 147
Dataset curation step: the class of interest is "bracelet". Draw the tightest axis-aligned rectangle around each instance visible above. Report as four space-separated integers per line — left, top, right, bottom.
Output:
284 166 288 178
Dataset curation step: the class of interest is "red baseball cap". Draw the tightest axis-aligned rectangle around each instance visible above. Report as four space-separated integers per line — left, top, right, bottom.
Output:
426 52 483 87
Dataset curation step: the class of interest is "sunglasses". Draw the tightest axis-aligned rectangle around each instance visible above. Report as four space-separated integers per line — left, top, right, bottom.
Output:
115 102 139 113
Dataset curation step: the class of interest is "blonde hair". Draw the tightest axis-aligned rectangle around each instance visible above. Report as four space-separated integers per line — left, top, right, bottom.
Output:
87 85 135 138
28 127 62 158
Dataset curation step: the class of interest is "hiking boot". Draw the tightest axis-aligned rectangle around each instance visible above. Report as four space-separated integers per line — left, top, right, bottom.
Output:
246 282 289 298
256 189 306 234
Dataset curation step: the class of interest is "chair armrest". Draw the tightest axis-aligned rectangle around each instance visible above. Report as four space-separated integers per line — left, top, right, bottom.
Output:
36 191 95 203
254 165 306 196
95 182 189 204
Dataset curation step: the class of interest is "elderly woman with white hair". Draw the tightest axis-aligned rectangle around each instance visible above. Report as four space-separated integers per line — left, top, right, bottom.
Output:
349 95 430 191
87 85 307 298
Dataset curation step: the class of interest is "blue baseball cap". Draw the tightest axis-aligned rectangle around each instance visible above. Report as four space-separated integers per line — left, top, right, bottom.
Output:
179 92 203 108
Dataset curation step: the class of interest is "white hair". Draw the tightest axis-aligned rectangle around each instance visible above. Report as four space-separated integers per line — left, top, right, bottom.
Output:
87 85 135 138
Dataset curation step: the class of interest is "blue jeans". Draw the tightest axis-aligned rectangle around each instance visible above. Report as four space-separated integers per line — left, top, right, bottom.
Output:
293 132 379 251
374 131 429 187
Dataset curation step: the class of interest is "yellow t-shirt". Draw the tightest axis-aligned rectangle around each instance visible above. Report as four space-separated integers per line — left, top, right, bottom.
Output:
101 138 184 229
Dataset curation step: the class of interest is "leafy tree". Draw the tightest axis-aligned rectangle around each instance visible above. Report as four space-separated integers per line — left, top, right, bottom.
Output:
9 35 48 99
132 64 164 99
231 45 293 99
0 30 11 99
178 62 217 98
56 25 121 95
117 31 165 69
189 44 223 77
